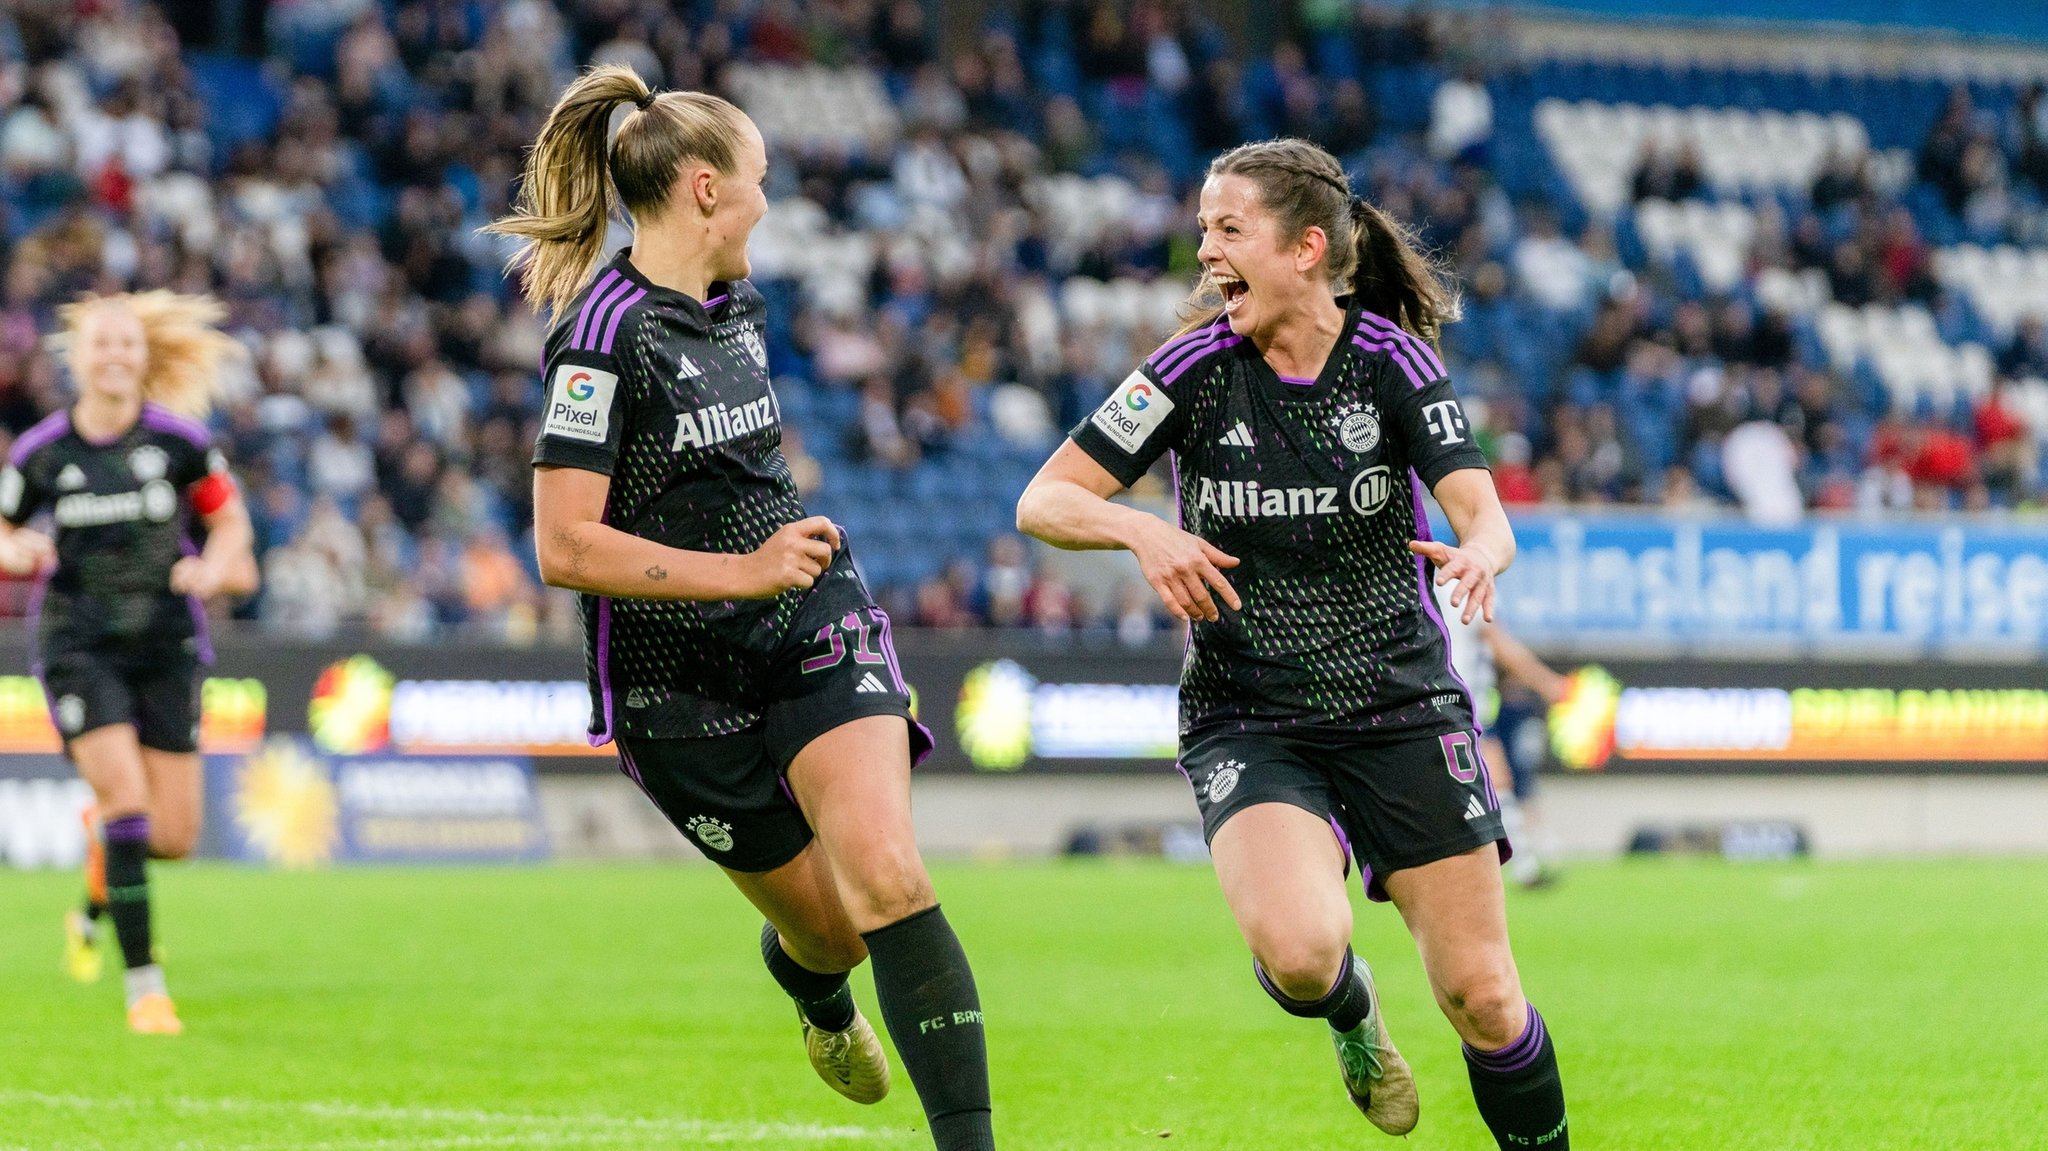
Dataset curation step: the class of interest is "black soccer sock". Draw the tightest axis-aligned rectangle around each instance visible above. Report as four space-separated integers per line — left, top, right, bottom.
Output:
860 906 994 1151
84 897 106 921
103 815 154 971
759 921 857 1032
1464 1004 1569 1150
1254 948 1374 1033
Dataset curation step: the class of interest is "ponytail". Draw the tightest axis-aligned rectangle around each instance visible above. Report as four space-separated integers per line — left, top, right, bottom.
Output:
1182 138 1458 344
486 65 750 316
1348 195 1458 344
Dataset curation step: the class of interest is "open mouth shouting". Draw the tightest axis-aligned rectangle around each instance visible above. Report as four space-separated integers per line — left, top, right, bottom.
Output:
1215 272 1249 315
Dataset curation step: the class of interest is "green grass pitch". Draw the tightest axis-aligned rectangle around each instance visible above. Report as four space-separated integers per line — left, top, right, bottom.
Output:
2 856 2044 1150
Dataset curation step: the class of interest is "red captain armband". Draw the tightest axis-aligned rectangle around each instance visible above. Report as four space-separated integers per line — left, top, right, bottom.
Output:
188 472 236 516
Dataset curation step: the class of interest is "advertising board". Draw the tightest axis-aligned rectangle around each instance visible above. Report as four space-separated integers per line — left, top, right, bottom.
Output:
1498 514 2048 654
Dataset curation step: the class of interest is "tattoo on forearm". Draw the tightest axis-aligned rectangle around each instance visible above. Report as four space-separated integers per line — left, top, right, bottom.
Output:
645 564 667 581
554 528 591 577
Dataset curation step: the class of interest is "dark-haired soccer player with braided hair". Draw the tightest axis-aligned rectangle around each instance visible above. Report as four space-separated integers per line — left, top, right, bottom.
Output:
485 65 995 1151
0 291 258 1035
1018 138 1568 1148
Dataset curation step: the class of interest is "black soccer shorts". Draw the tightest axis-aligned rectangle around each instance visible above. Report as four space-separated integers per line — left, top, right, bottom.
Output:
41 638 204 754
616 603 933 873
1180 726 1510 902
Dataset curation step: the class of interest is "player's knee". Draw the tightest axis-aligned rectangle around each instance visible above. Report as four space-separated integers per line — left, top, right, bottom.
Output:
149 827 198 860
1442 969 1524 1045
1253 928 1351 1003
842 855 935 928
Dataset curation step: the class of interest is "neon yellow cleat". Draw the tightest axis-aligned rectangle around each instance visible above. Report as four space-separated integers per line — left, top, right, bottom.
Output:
63 909 103 983
127 992 183 1036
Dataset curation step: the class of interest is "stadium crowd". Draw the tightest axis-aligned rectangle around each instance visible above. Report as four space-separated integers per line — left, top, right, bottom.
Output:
0 0 2041 641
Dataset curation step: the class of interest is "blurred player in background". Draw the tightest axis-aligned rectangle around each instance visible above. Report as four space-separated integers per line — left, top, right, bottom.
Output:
491 67 996 1151
1435 579 1570 888
0 292 257 1035
1018 139 1568 1149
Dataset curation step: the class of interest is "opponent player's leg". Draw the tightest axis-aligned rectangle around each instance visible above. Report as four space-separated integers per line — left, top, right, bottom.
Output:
1481 732 1543 888
787 715 994 1151
1208 800 1417 1135
70 723 180 1033
1385 849 1567 1149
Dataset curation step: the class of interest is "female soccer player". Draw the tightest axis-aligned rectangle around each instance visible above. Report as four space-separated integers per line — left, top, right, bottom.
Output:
487 67 994 1151
0 291 257 1035
1017 139 1568 1149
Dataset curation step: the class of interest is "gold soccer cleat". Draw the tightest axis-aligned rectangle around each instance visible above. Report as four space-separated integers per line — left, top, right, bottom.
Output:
801 1007 891 1104
1331 960 1419 1136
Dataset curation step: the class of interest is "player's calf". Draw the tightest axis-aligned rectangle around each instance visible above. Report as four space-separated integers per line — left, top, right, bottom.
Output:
1463 1005 1567 1149
861 906 994 1151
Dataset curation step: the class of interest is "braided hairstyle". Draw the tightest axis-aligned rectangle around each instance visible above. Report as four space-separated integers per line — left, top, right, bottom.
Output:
1176 138 1458 343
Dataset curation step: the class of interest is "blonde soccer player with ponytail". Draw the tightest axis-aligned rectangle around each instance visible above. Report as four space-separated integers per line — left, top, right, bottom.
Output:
485 66 996 1151
0 292 258 1034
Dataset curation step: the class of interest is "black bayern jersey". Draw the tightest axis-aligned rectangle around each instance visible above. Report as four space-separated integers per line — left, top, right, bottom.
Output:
533 251 824 744
1071 301 1490 742
0 403 228 660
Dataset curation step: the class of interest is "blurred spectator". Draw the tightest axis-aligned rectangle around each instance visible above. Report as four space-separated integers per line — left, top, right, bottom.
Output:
1630 141 1705 203
980 536 1031 627
1427 68 1491 163
1722 419 1804 526
1975 378 2038 503
1998 316 2048 380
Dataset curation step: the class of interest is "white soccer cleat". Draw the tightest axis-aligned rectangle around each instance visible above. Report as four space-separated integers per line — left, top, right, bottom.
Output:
1331 961 1419 1136
801 1007 891 1104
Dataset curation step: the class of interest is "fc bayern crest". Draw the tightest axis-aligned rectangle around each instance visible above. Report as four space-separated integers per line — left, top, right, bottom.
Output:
128 444 169 482
1334 403 1380 455
686 814 735 852
1206 759 1245 803
738 325 768 369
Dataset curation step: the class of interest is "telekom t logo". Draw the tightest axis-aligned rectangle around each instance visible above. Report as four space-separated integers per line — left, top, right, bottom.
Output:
1422 400 1468 445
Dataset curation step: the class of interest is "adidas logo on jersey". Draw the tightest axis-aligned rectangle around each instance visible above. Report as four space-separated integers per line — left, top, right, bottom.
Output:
674 353 703 380
672 394 777 451
855 672 889 694
1464 795 1487 821
1217 422 1254 448
56 464 86 490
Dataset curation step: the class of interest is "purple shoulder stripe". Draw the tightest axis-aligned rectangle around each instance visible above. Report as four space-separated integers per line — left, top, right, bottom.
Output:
580 276 639 353
8 411 71 467
140 403 211 448
1145 318 1232 371
1357 310 1446 379
599 288 646 354
1152 321 1240 381
571 270 625 351
1350 333 1428 390
1160 333 1245 386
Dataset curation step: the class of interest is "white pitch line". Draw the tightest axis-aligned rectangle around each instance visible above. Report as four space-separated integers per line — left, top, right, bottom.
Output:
0 1090 889 1146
